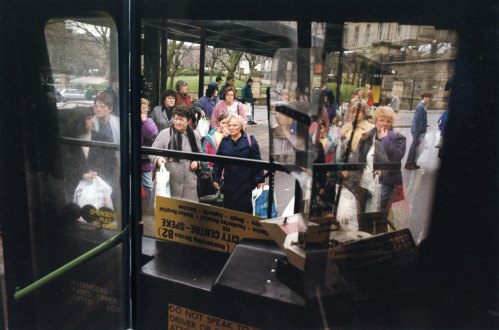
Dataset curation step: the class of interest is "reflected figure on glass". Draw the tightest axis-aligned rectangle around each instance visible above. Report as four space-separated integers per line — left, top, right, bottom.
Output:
152 89 176 132
62 106 98 202
405 91 432 170
84 85 94 100
150 105 201 203
140 98 158 204
213 114 265 214
104 73 120 116
345 89 366 123
91 91 120 208
372 107 406 210
323 88 340 125
391 93 401 113
340 101 374 152
337 102 389 230
365 84 374 107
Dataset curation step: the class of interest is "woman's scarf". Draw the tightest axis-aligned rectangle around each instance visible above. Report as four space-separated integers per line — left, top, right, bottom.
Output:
167 125 199 162
358 128 377 163
162 105 173 120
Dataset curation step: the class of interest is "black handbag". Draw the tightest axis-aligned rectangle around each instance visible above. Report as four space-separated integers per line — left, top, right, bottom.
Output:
197 165 217 198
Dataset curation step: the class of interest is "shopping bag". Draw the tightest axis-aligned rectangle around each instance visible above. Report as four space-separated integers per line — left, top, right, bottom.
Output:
244 103 253 122
365 175 382 212
74 176 113 210
155 164 171 199
197 166 217 198
336 187 358 231
269 111 279 129
148 164 171 215
196 117 210 138
252 185 278 218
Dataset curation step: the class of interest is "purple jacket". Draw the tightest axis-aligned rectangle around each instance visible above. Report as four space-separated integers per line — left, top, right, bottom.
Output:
379 129 406 185
141 118 158 171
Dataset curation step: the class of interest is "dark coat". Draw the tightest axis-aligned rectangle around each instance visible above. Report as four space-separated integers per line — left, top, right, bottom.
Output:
379 129 406 185
62 131 118 204
213 132 265 214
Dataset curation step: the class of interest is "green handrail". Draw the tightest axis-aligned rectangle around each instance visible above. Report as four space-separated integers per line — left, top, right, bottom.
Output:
14 226 129 302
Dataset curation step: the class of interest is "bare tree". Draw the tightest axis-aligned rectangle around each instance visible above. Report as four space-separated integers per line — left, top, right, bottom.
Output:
65 20 116 80
45 20 106 78
166 41 194 89
243 53 267 79
206 47 224 82
211 49 244 77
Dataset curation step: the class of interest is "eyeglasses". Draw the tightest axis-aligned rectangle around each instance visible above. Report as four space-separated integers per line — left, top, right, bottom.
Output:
377 119 393 124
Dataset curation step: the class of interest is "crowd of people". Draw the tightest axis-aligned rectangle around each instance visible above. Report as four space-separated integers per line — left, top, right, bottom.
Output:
63 78 432 225
307 88 432 230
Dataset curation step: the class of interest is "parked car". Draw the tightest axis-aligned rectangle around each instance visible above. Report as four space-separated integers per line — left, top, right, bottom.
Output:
60 88 85 101
57 100 94 109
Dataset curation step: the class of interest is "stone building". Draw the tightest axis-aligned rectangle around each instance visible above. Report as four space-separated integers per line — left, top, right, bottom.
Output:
343 22 458 108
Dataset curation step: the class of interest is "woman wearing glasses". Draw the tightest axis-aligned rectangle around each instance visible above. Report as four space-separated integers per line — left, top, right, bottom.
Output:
372 106 406 210
91 91 120 207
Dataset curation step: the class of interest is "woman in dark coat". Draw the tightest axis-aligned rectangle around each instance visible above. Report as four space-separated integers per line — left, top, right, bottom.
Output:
213 114 265 214
61 106 99 203
372 106 406 210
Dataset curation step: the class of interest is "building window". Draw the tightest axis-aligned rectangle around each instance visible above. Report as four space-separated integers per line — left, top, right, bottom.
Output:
398 25 402 37
354 26 359 46
365 24 370 44
378 23 383 40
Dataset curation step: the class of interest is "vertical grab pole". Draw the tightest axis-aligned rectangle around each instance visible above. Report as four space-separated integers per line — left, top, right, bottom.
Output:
267 87 275 219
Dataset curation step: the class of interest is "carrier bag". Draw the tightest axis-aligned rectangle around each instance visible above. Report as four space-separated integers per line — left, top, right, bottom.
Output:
365 174 382 213
74 176 113 210
196 117 210 138
252 185 278 218
336 187 358 231
148 164 171 215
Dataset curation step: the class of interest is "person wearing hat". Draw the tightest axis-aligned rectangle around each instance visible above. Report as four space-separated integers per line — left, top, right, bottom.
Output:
345 88 366 123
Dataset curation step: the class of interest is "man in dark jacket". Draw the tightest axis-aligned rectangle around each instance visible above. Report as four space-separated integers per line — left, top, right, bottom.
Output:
219 75 235 101
105 73 120 117
405 91 432 169
241 78 256 125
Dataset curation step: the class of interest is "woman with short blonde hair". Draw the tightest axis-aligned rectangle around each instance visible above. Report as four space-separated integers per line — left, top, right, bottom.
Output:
372 106 406 210
213 114 264 214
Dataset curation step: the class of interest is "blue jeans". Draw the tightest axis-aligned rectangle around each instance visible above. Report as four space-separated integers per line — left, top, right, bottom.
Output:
142 171 153 203
406 132 426 164
381 183 395 210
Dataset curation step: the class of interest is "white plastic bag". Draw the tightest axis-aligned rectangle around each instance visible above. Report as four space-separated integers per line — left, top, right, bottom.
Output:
74 176 113 210
243 102 252 114
196 117 210 138
365 175 382 212
336 187 358 231
269 111 279 129
155 163 171 200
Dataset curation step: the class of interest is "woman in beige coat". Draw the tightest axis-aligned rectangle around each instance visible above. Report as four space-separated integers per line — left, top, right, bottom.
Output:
150 105 201 202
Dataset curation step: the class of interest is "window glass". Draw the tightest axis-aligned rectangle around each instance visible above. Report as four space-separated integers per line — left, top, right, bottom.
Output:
40 17 125 329
139 19 298 237
316 21 457 243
